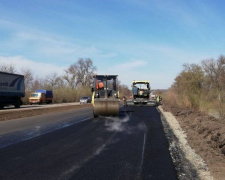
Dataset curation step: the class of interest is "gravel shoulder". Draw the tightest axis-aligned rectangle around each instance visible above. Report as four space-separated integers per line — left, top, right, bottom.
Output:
160 103 225 180
158 106 213 180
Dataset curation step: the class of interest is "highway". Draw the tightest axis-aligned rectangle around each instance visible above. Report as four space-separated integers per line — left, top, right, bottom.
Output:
0 102 81 111
0 106 178 180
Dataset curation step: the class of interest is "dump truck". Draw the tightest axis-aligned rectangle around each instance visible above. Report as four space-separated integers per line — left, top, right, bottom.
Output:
126 81 156 106
92 75 120 117
29 89 53 105
0 71 25 109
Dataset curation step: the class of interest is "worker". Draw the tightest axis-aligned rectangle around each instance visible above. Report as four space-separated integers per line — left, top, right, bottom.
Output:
97 81 104 90
122 96 127 106
159 95 162 104
156 95 162 105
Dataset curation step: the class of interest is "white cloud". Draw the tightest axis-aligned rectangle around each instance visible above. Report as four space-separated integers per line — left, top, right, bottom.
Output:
114 60 148 70
0 19 117 62
97 59 174 89
0 55 66 77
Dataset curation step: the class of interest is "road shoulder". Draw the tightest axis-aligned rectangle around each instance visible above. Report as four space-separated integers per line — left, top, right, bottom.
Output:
158 106 213 180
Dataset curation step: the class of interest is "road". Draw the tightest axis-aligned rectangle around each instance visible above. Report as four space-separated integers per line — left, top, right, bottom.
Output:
1 102 81 111
0 106 178 180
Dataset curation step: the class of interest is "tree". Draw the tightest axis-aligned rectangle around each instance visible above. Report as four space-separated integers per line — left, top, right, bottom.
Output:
45 72 61 89
32 77 43 91
20 68 34 91
119 84 131 99
63 67 77 89
63 58 96 89
76 58 96 86
0 63 16 73
202 55 225 101
172 63 204 108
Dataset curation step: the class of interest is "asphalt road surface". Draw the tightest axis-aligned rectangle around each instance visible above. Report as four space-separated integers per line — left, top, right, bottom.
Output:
1 102 81 111
0 106 178 180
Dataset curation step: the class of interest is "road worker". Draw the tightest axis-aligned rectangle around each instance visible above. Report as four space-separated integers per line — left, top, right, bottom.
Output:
122 96 127 106
156 95 162 105
97 81 104 90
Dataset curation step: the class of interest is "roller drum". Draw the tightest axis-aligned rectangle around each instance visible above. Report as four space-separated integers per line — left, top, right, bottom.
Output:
93 100 119 117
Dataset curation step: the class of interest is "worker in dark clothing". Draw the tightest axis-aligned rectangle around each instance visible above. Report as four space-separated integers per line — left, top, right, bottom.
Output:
122 96 127 106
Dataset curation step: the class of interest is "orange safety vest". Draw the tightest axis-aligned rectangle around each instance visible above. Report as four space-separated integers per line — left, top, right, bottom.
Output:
99 82 104 89
97 82 104 89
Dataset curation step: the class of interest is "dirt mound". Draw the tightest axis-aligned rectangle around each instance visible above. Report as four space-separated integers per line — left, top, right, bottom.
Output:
162 102 225 180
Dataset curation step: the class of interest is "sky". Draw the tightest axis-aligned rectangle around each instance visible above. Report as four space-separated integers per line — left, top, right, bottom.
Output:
0 0 225 89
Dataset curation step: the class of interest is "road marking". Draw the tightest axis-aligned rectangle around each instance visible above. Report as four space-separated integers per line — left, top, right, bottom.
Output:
140 132 146 170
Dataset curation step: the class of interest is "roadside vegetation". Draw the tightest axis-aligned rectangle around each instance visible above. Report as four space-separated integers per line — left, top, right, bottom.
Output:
0 58 129 104
163 55 225 119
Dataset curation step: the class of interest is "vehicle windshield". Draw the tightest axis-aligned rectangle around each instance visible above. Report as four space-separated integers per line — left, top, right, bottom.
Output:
81 97 88 100
133 83 149 90
31 93 39 97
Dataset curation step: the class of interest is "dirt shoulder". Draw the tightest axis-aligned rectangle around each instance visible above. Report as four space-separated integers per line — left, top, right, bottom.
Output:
0 104 93 121
161 102 225 180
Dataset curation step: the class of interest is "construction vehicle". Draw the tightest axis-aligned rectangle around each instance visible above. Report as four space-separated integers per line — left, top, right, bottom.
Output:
126 81 156 106
29 89 53 105
0 71 25 109
91 75 120 117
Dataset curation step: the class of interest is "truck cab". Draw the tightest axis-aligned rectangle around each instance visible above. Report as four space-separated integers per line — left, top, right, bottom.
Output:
29 90 53 105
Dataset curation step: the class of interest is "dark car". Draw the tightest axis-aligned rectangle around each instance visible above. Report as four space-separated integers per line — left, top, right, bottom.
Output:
80 97 91 104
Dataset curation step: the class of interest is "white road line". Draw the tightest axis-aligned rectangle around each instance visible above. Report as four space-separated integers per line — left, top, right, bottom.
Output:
140 132 146 170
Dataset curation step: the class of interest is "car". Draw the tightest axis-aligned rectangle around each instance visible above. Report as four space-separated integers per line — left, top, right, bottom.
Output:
80 97 91 104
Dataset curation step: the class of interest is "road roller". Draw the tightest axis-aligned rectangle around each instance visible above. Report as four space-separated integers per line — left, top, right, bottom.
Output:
91 75 120 117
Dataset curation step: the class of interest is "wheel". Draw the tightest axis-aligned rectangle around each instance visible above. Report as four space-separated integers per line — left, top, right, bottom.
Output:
14 101 21 108
93 110 98 118
39 101 42 105
0 105 4 109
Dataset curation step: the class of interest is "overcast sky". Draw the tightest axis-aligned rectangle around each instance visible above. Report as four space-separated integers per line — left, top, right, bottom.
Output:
0 0 224 89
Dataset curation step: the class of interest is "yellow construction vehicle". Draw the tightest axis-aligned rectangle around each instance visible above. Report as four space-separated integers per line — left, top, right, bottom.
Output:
126 81 156 106
91 75 120 117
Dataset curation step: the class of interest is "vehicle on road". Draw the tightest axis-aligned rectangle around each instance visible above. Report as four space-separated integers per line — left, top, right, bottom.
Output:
91 75 120 117
80 96 91 104
0 71 25 109
29 89 53 105
126 80 156 106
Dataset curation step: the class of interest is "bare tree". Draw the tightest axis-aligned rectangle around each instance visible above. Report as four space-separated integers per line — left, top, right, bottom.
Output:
202 55 225 101
119 84 131 99
76 58 96 86
63 67 77 89
0 63 17 73
63 58 96 89
45 72 61 89
32 77 43 91
20 68 34 91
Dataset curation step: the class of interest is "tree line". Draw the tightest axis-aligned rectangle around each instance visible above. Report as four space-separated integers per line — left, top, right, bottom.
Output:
0 58 131 104
164 55 225 119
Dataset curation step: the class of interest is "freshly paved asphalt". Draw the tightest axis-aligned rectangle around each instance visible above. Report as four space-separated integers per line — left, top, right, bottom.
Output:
0 106 178 180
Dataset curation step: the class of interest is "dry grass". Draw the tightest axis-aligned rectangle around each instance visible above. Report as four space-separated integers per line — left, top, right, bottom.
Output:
22 86 92 105
163 89 225 120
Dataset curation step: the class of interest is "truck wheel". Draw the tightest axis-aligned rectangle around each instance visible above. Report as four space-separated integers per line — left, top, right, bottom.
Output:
14 101 21 108
0 105 4 109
